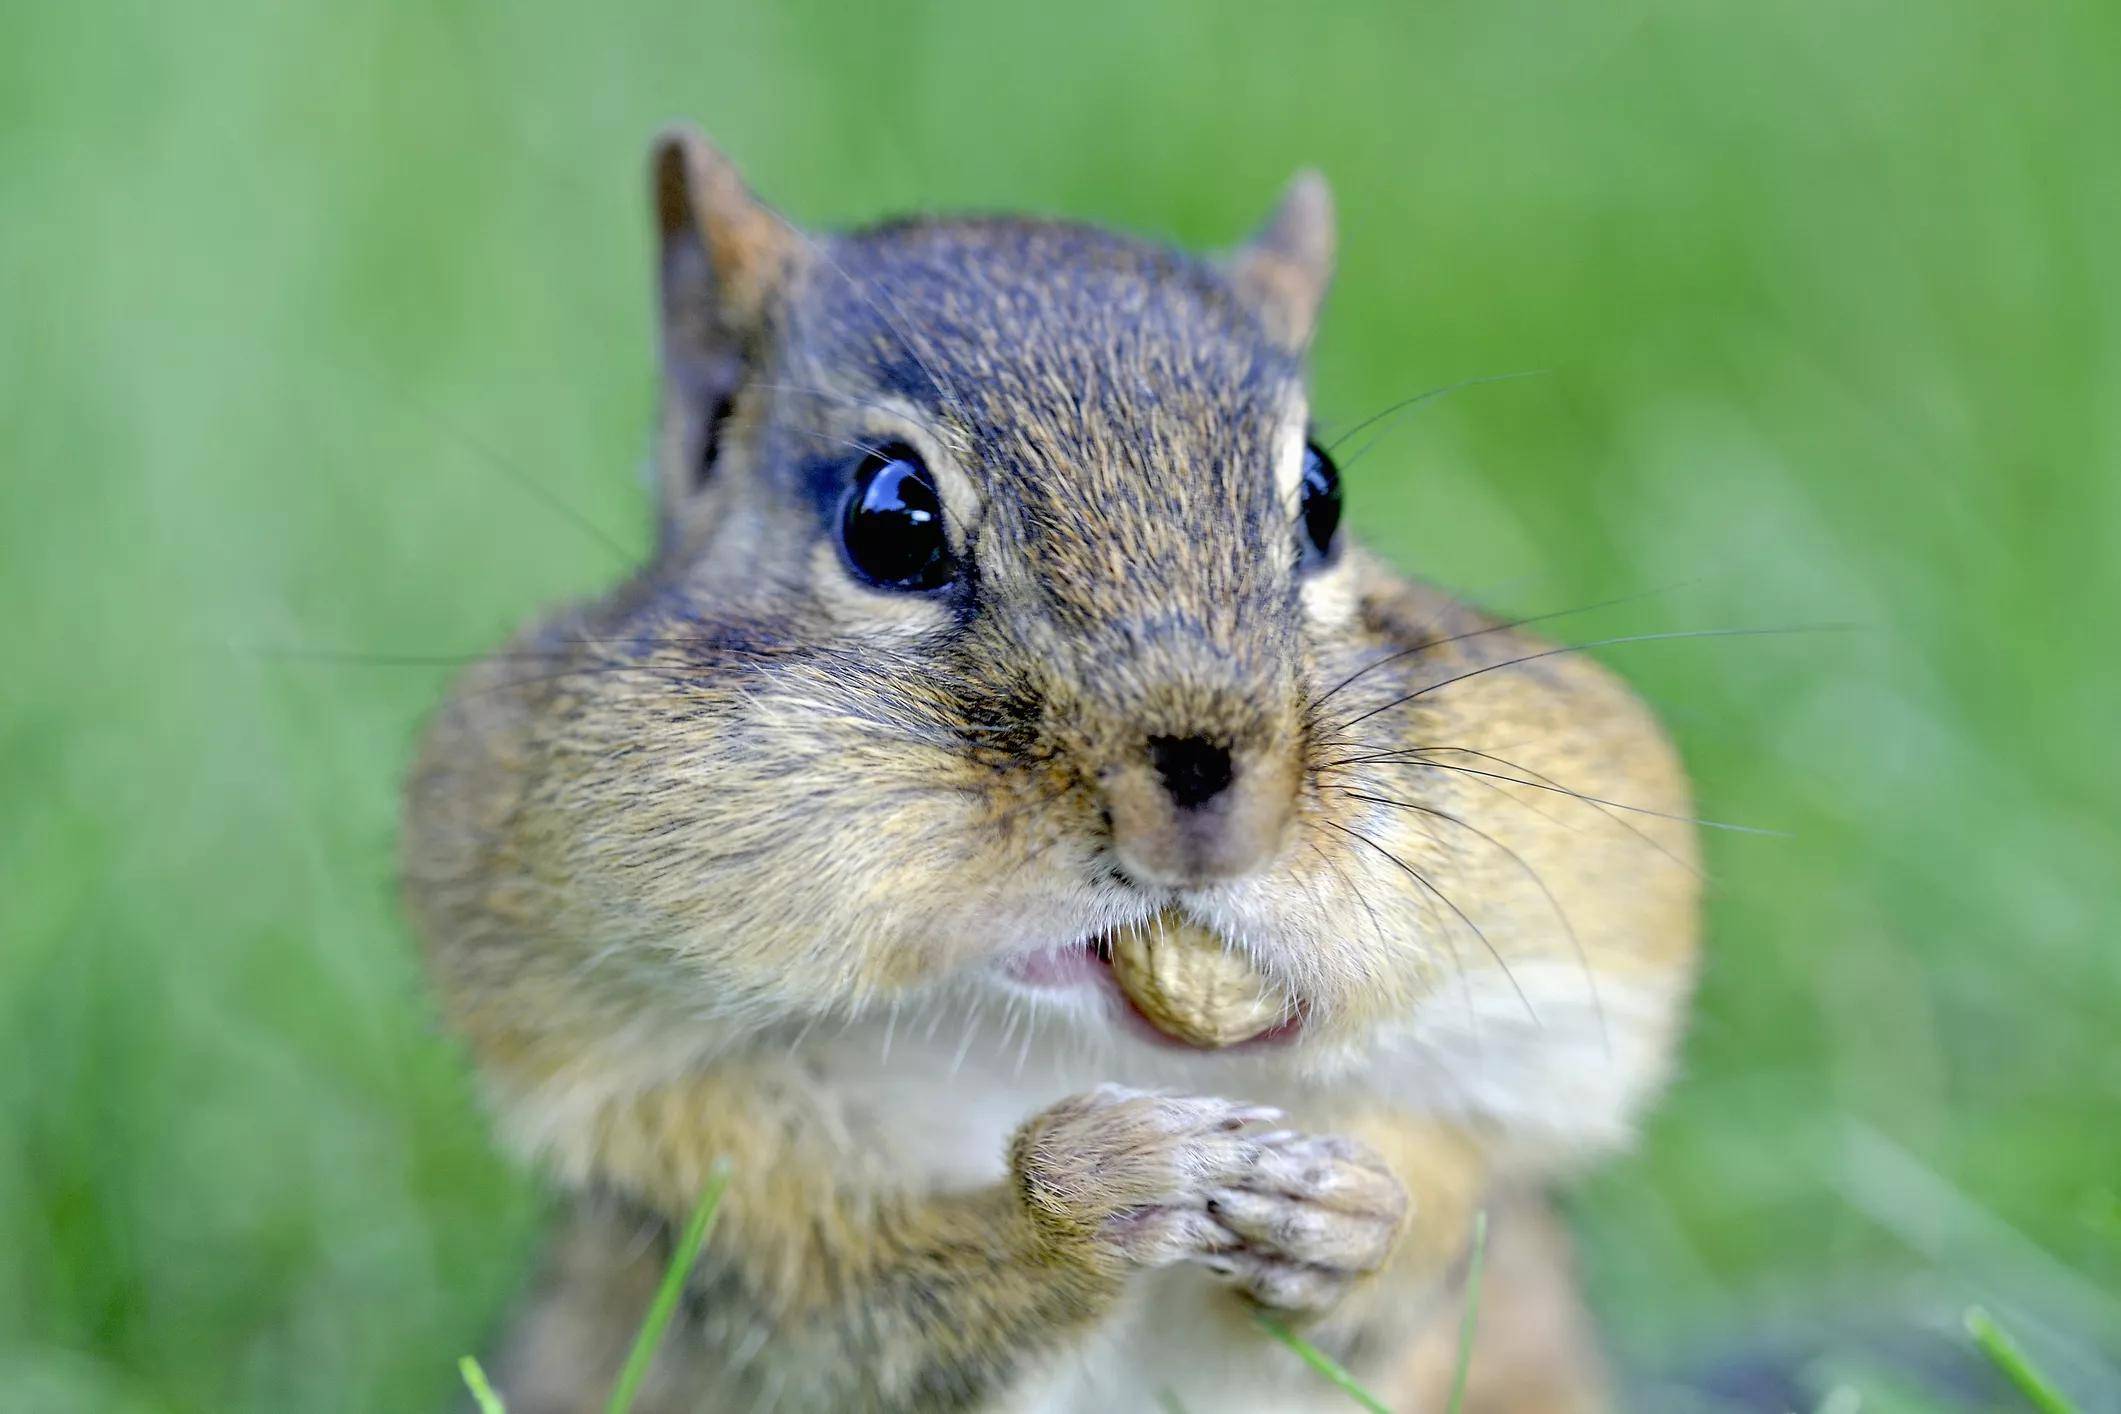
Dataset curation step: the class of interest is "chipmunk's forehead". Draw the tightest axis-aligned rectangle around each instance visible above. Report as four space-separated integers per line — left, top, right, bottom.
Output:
796 218 1311 633
803 218 1302 429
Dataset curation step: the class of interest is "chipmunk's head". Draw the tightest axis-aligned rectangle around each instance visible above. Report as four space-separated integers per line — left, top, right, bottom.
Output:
651 128 1335 893
502 128 1502 1071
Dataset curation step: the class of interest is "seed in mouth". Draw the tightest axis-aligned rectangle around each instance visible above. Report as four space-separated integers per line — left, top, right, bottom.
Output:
1104 911 1286 1049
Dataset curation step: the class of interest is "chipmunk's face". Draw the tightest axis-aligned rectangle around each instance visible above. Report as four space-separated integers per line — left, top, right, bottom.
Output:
566 134 1499 1074
772 221 1337 894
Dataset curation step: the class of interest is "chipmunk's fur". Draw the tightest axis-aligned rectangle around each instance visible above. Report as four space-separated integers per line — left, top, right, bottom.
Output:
403 126 1699 1412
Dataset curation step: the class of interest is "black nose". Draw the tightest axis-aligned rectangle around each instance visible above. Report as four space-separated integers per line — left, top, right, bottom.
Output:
1147 734 1234 811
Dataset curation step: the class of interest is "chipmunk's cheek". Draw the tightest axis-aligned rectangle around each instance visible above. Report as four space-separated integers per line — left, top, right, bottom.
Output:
1190 869 1438 1049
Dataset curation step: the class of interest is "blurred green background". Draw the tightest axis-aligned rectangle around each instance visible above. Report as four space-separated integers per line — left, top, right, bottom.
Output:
3 1 2116 1409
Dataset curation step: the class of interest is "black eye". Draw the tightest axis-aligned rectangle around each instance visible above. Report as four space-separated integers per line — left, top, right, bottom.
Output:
840 446 956 592
1299 440 1342 564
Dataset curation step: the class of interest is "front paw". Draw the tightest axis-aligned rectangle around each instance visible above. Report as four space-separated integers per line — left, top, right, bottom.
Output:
1196 1131 1406 1312
1009 1086 1406 1312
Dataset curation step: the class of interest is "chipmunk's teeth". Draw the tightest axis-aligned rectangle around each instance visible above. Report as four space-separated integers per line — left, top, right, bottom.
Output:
1093 935 1113 964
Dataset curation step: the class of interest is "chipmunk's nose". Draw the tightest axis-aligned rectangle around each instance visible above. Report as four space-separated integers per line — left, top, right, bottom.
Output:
1105 734 1294 889
1148 735 1233 810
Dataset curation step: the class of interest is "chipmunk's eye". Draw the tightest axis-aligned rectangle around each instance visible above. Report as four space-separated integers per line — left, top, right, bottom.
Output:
840 445 956 592
1299 440 1342 565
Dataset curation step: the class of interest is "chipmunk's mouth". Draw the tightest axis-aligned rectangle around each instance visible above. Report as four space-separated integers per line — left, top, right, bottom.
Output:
1000 932 1118 989
1000 920 1304 1051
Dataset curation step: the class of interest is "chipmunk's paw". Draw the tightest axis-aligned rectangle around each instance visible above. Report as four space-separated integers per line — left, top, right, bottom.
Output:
1194 1131 1407 1312
1010 1086 1405 1310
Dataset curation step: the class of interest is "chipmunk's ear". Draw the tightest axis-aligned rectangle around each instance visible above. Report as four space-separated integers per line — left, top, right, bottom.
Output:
650 125 801 533
1223 170 1335 349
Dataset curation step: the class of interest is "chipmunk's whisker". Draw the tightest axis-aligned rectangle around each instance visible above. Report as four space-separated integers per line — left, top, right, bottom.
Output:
1320 369 1546 461
251 637 869 669
341 352 639 564
1303 838 1389 959
1323 624 1858 739
1307 582 1697 713
749 381 934 421
779 215 980 434
1324 745 1771 841
1300 817 1479 1031
1338 748 1697 890
1325 784 1601 1052
1312 817 1536 1025
447 662 710 701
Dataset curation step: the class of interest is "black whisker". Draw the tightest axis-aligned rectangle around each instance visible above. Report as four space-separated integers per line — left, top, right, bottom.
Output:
1305 836 1391 960
254 646 547 669
1329 786 1603 1051
449 661 725 701
1336 752 1699 876
785 426 894 461
1309 581 1700 713
1328 625 1859 737
1314 817 1536 1023
1324 746 1771 844
778 219 977 435
249 637 876 671
1367 748 1591 842
1322 370 1547 458
388 382 636 564
289 340 638 565
749 382 934 422
1304 817 1477 1028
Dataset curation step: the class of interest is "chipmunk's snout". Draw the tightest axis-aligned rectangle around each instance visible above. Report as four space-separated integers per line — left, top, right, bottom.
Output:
1104 732 1296 889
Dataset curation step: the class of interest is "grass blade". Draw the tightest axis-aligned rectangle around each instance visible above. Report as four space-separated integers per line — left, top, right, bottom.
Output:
1444 1209 1489 1414
458 1355 507 1414
1253 1311 1394 1414
1965 1307 2078 1414
606 1158 734 1414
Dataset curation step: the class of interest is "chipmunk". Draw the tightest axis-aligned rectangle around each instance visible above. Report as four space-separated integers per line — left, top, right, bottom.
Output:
402 125 1700 1413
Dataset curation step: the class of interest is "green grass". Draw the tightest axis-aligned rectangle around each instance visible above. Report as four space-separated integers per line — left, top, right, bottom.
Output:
1446 1211 1488 1414
1969 1307 2082 1414
604 1160 731 1414
2 1 2116 1410
457 1357 506 1414
1251 1208 1484 1412
1249 1208 1487 1414
451 1161 733 1414
1254 1313 1397 1414
453 1159 731 1414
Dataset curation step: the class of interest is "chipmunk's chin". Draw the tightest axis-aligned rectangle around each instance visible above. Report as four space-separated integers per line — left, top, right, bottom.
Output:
996 926 1305 1052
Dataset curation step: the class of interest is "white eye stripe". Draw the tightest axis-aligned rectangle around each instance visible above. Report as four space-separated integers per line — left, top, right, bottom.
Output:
1273 400 1312 510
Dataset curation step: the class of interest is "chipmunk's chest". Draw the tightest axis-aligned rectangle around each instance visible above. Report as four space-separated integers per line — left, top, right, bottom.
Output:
807 1008 1339 1190
807 1019 1107 1190
806 1021 1384 1414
